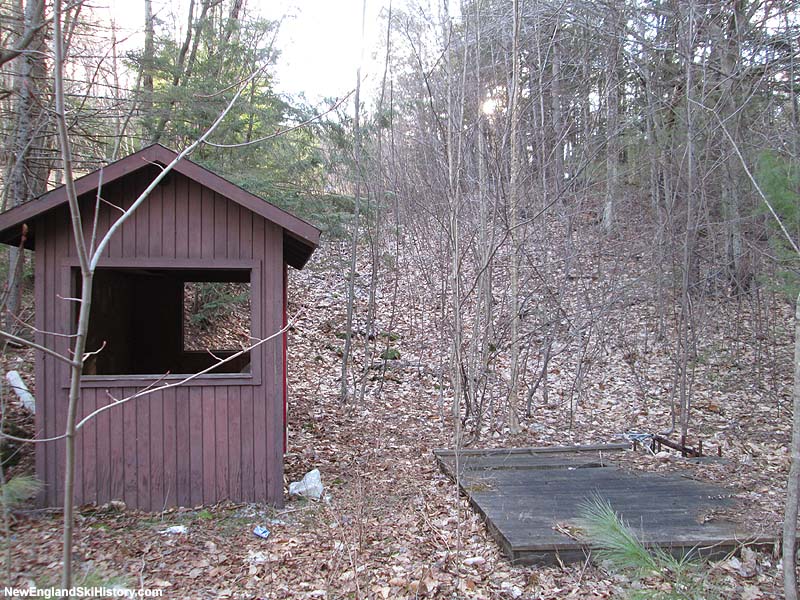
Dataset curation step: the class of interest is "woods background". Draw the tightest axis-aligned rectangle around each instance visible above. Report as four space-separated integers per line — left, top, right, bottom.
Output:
1 0 799 597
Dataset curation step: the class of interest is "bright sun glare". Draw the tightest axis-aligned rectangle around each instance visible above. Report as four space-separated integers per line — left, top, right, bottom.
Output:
481 98 499 115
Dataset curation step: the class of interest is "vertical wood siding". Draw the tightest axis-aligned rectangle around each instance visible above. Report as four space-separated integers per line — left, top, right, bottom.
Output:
35 169 285 510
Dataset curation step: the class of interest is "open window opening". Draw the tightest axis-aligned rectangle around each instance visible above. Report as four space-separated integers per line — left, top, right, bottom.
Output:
80 268 252 376
183 280 252 357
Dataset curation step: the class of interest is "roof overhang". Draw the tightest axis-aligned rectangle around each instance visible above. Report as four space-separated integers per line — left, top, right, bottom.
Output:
0 144 320 269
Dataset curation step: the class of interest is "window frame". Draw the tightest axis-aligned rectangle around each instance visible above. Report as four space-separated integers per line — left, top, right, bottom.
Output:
60 258 262 388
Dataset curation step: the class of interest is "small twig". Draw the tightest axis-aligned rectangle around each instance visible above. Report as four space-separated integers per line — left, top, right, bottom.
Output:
0 330 79 367
82 340 106 361
75 311 302 430
8 313 77 338
274 505 311 517
99 197 125 214
104 370 174 404
1 430 66 444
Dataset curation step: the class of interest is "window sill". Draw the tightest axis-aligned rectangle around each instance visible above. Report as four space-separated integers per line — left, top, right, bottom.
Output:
65 373 259 389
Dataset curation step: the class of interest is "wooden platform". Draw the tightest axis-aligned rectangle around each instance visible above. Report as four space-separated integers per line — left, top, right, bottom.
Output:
434 445 770 565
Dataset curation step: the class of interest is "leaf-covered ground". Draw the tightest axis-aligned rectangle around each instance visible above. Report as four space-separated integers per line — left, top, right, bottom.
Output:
2 226 794 598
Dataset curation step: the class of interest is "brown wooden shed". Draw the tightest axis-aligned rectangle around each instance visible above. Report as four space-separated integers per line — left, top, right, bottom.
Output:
0 144 319 510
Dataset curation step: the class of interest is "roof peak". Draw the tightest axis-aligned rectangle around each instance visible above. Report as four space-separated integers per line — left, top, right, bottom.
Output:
0 144 320 269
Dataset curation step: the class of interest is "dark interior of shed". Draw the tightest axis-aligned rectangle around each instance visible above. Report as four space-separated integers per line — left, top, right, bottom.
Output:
80 268 252 376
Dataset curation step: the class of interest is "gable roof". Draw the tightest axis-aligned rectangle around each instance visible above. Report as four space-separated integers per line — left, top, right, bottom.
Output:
0 144 320 269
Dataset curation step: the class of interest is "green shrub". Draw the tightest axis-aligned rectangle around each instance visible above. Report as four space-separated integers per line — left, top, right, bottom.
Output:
1 475 41 509
380 347 401 360
756 151 800 300
576 497 717 600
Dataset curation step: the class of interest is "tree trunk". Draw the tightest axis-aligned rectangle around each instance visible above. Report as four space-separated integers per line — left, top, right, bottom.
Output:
550 21 563 197
4 0 46 333
339 0 367 403
602 4 621 234
713 1 747 293
141 0 155 143
678 0 698 444
506 0 522 435
783 294 800 600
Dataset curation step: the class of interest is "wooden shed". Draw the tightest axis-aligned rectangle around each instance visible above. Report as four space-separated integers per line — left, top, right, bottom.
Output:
0 144 319 510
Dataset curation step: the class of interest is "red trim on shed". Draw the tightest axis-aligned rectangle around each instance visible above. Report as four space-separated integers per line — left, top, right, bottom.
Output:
283 262 288 454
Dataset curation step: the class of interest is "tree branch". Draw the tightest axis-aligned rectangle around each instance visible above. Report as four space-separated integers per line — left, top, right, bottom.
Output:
0 330 79 367
74 311 300 430
90 65 267 270
205 90 355 149
0 0 47 68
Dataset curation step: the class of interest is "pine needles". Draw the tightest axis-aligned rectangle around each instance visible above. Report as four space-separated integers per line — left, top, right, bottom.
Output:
576 496 718 600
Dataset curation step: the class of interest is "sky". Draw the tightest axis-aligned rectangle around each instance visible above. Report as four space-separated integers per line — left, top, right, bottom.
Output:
258 0 389 102
104 0 398 104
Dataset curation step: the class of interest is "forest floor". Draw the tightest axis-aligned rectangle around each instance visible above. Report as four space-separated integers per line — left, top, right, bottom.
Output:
2 223 795 599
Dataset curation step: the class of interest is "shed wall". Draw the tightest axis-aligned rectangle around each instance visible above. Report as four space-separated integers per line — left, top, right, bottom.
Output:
34 168 285 510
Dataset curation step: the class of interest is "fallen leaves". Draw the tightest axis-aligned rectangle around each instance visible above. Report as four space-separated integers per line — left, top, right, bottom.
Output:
3 237 793 599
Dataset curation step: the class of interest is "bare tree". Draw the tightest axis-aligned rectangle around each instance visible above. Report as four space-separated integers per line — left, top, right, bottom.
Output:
3 0 49 332
339 0 368 404
601 1 622 234
141 0 155 141
32 0 264 584
506 0 522 434
784 292 800 600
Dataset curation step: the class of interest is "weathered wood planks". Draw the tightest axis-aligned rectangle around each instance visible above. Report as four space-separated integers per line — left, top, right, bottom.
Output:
434 446 774 565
